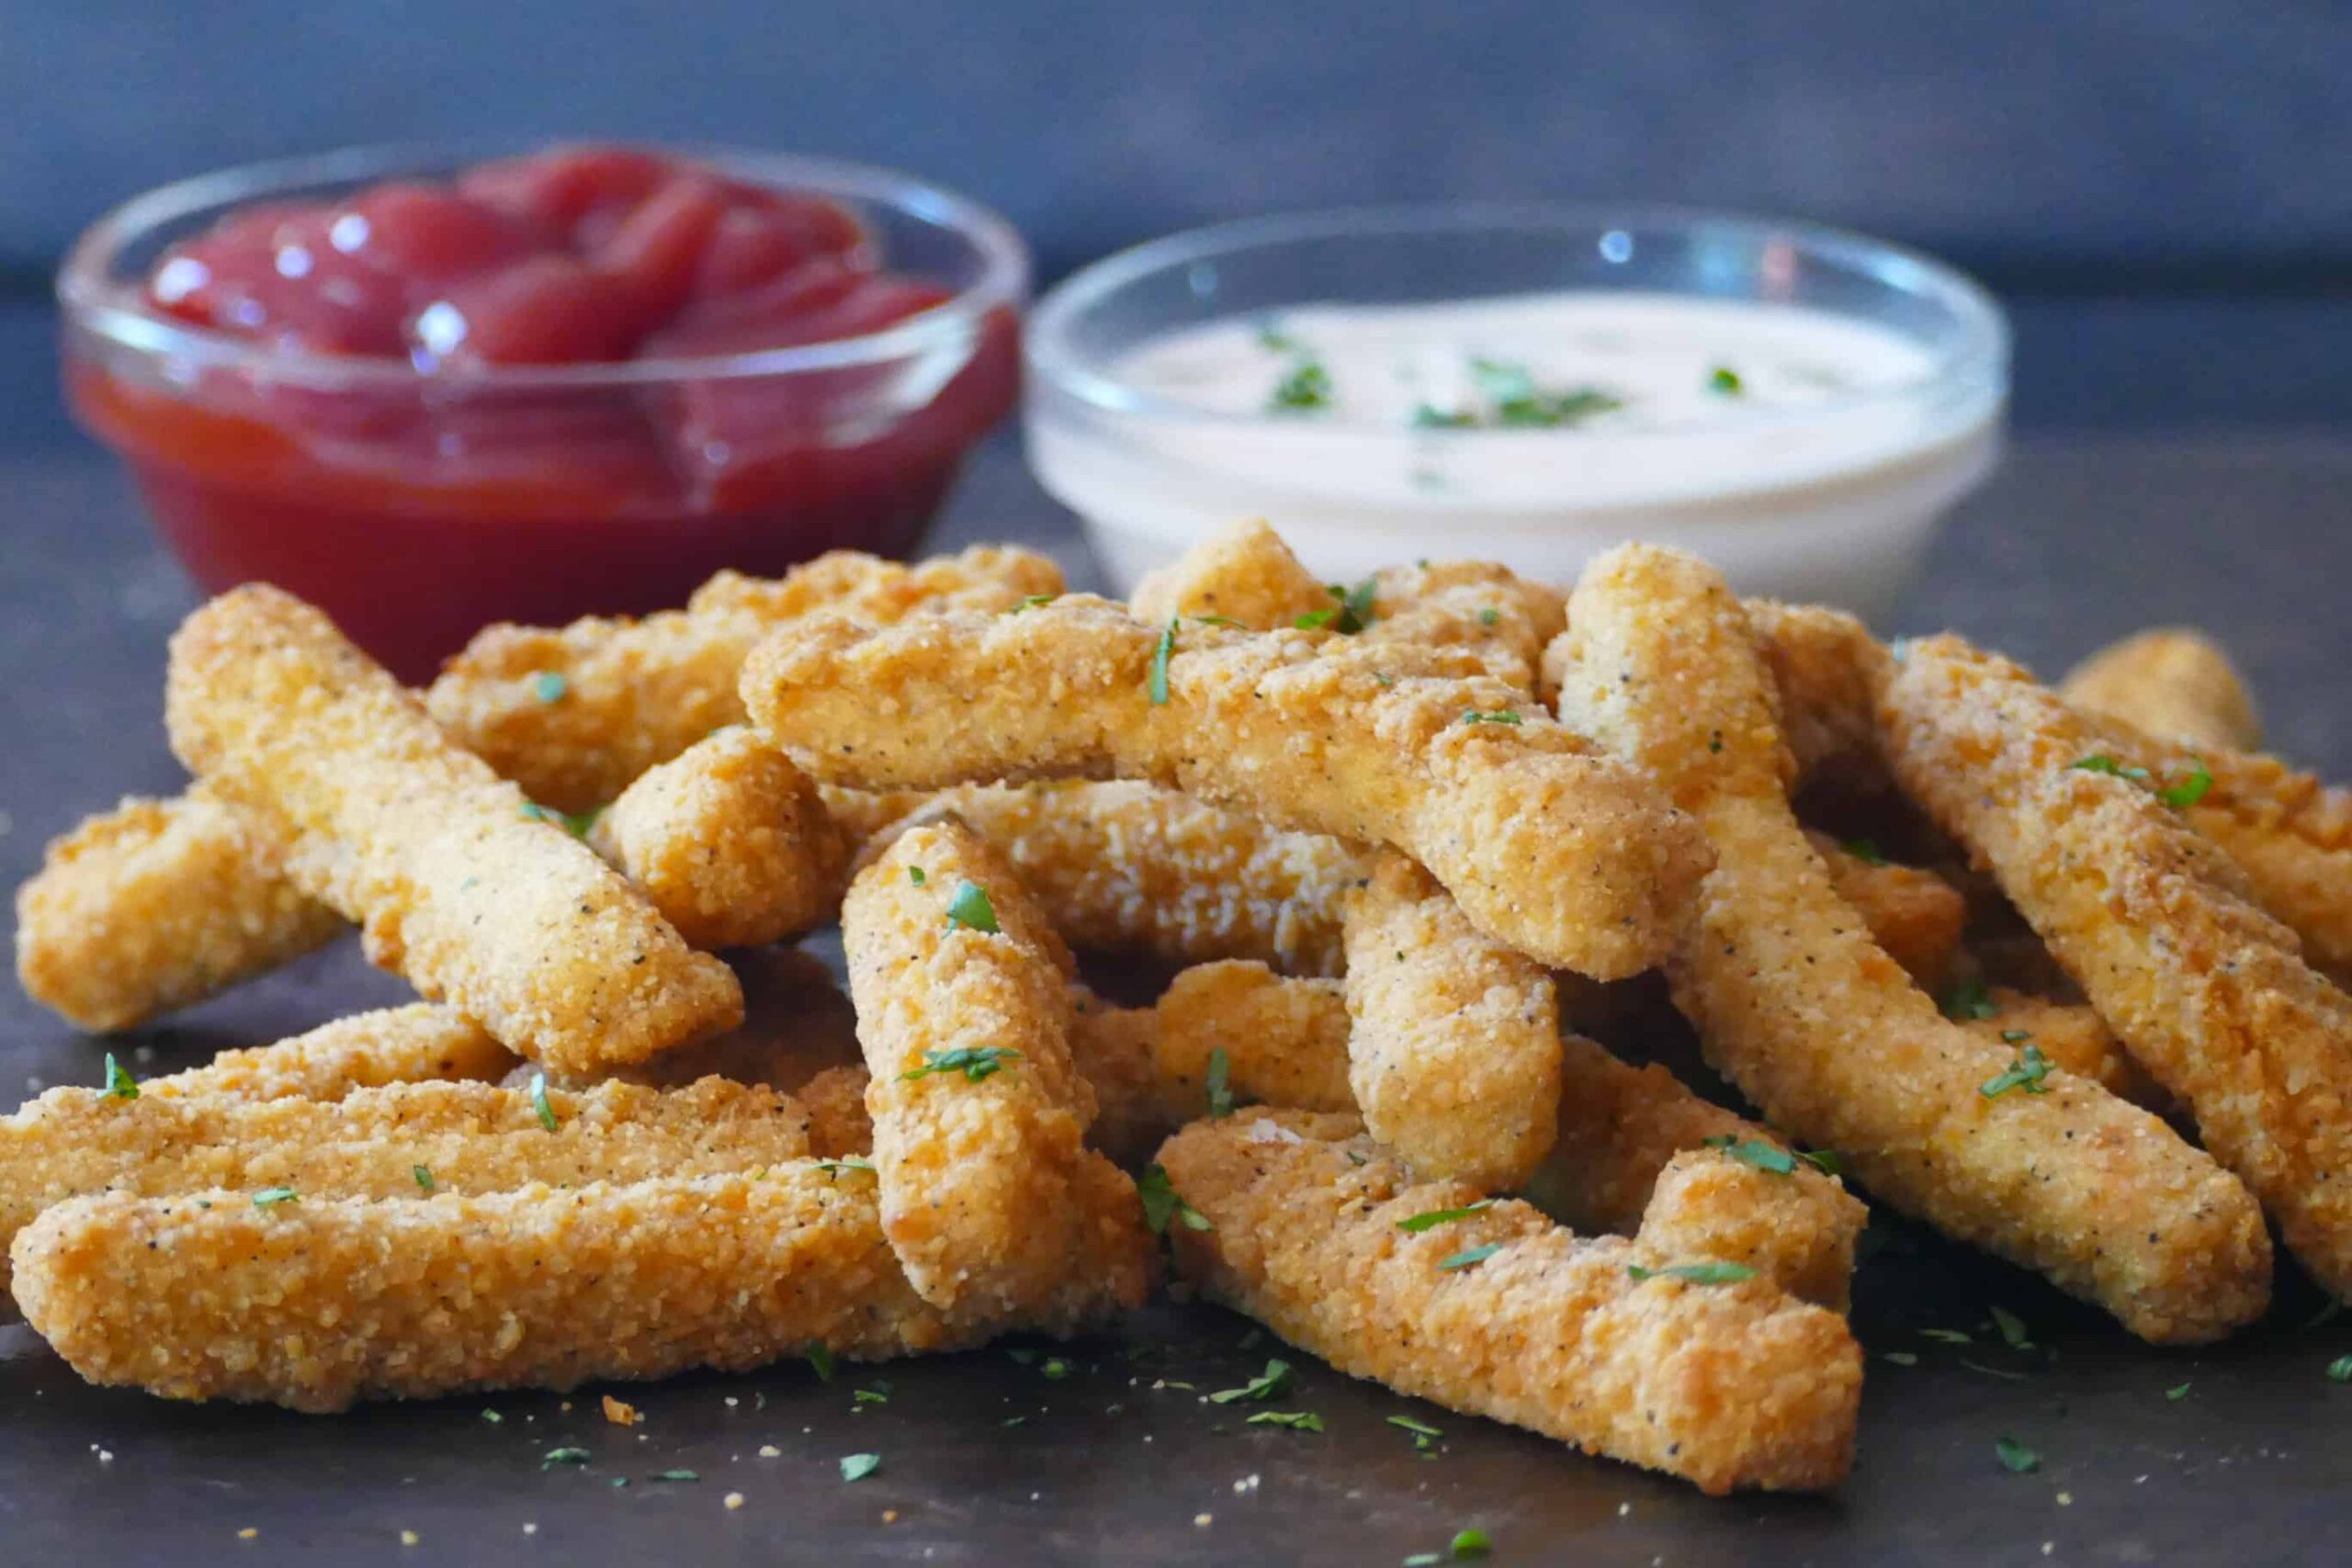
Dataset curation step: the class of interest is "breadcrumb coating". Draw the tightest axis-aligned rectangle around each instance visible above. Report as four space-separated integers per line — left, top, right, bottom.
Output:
147 1005 519 1101
164 584 742 1074
1633 1149 1863 1315
0 1076 811 1294
1966 987 2169 1112
15 788 345 1032
842 820 1151 1315
2060 626 2262 751
1128 519 1332 630
1340 852 1561 1190
1158 1110 1862 1495
1149 961 1356 1120
744 596 1710 979
427 547 1065 812
588 728 850 950
1557 545 2269 1343
1804 829 1969 987
13 1162 1131 1412
1875 632 2352 1299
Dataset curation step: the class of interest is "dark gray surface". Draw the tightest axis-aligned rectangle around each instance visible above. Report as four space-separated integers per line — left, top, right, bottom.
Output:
6 1 2352 292
5 416 2352 1563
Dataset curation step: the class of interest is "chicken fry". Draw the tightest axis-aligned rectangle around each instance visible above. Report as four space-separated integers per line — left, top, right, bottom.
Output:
1147 960 1355 1120
1158 1110 1862 1495
1804 829 1968 987
745 598 1710 979
164 584 742 1074
12 1162 1132 1412
428 546 1066 812
587 727 849 950
146 1004 519 1102
842 820 1151 1315
1340 852 1561 1190
1873 632 2352 1299
1129 518 1332 629
0 1076 811 1292
2060 626 2262 751
1555 544 2269 1344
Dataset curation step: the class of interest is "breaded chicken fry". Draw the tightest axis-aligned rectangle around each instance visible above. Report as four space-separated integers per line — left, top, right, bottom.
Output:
0 1077 810 1292
1633 1150 1863 1315
165 585 742 1074
842 820 1150 1314
147 1004 519 1102
1964 987 2168 1112
746 599 1710 979
428 547 1065 812
13 1162 1135 1412
587 728 849 950
15 788 346 1032
1875 634 2352 1299
1158 1111 1861 1495
1129 519 1332 629
2060 627 2262 751
1340 852 1561 1190
1804 829 1969 987
1148 961 1355 1119
1556 545 2269 1343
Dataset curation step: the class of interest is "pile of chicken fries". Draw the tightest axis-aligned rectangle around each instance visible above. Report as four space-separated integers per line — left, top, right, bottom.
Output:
12 519 2351 1497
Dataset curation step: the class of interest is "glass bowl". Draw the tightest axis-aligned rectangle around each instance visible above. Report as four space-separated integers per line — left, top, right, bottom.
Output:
60 142 1027 680
1025 204 2006 619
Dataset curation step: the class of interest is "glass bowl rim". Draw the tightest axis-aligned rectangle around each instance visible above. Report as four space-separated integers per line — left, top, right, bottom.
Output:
1024 200 2009 441
57 139 1031 390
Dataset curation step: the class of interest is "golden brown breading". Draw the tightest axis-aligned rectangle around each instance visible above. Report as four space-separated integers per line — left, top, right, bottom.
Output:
1158 1110 1862 1495
842 820 1150 1315
164 585 742 1075
1526 1032 1864 1313
1356 558 1566 691
428 547 1065 812
1148 960 1356 1120
1128 519 1332 630
146 1005 519 1102
1964 987 2169 1113
745 597 1710 979
1803 829 1969 987
2060 626 2262 751
1555 545 2269 1344
868 782 1367 976
0 1077 811 1293
572 947 865 1094
14 788 346 1032
797 1065 875 1159
12 1162 1133 1412
587 728 849 950
1340 852 1560 1190
1874 632 2352 1299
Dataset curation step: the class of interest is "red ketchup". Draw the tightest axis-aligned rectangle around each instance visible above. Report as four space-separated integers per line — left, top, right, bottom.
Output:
71 146 1020 681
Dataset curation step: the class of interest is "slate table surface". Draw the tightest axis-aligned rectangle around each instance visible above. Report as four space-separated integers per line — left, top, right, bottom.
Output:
4 313 2352 1564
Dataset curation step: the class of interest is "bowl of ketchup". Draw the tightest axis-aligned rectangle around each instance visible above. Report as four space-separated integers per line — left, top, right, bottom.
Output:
59 143 1027 680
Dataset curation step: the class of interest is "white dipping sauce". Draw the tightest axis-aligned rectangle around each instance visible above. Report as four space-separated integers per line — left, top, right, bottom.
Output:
1026 291 2003 620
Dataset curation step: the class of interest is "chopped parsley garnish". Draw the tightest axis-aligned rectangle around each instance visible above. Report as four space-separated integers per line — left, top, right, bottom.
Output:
854 1387 889 1406
542 1447 591 1469
1137 1164 1215 1235
1192 615 1249 629
1989 1304 2033 1350
1387 1415 1443 1443
533 671 568 703
1296 578 1379 635
2157 759 2214 808
252 1186 299 1208
1627 1261 1758 1285
2329 1354 2352 1384
529 1070 560 1132
1458 709 1521 726
1942 978 1998 1021
1148 617 1177 705
2002 1029 2031 1044
1245 1410 1325 1433
1701 1134 1796 1175
907 866 926 886
413 1166 435 1193
1839 837 1888 866
1707 366 1745 396
1268 359 1334 412
1041 1358 1072 1381
944 879 1001 933
1919 1327 1973 1344
651 1470 699 1483
839 1452 881 1483
814 1156 876 1177
1208 1359 1294 1404
901 1045 1020 1084
1254 321 1301 355
1476 606 1500 626
1883 1351 1919 1367
2165 1382 2191 1401
1981 1042 2053 1100
1994 1437 2039 1473
1411 403 1478 429
2070 754 2151 783
1204 1047 1234 1119
1450 1527 1493 1560
1798 1148 1844 1176
519 801 599 839
1439 1243 1504 1272
481 1409 503 1424
1011 593 1059 613
1396 1201 1495 1234
808 1345 836 1382
101 1053 139 1100
1468 356 1622 427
